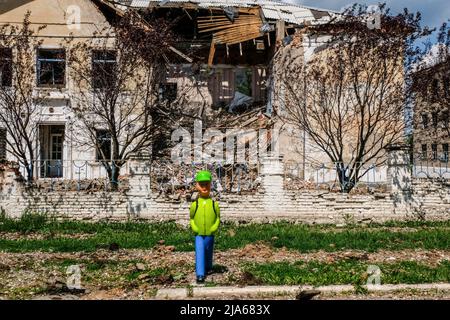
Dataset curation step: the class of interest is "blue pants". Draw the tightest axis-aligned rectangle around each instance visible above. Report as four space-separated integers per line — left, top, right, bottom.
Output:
195 235 214 277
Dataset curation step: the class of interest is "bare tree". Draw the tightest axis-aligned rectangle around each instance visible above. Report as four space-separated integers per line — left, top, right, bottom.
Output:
0 13 48 183
275 4 429 192
67 12 179 187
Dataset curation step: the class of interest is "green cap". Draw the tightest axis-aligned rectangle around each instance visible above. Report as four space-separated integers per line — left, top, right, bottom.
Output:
196 170 212 182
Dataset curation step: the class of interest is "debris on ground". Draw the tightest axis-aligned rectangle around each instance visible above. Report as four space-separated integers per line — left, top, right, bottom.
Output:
296 289 321 300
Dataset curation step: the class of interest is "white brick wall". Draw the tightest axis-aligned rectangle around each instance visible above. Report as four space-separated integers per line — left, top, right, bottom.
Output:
1 155 449 223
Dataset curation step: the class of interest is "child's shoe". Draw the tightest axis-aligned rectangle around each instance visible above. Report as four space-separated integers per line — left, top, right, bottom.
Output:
196 276 205 284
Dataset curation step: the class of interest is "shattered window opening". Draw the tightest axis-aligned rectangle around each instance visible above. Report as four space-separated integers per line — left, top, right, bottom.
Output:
235 67 252 97
442 110 449 128
432 143 438 161
443 144 449 162
0 128 6 160
421 113 428 129
92 50 117 89
432 111 438 128
159 82 178 103
0 48 12 87
421 144 427 159
37 48 66 87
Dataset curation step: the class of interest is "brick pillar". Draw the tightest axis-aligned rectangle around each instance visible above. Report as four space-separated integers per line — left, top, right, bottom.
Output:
261 154 287 214
126 153 151 218
386 145 412 192
261 154 285 192
0 164 27 218
386 144 412 215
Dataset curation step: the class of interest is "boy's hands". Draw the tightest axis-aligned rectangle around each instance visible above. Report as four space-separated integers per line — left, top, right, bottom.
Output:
190 219 200 234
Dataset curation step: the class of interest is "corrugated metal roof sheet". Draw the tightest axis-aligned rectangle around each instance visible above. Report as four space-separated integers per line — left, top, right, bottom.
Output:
126 0 335 25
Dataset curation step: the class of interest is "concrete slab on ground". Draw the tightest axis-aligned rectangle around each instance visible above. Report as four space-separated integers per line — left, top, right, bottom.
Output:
154 283 450 299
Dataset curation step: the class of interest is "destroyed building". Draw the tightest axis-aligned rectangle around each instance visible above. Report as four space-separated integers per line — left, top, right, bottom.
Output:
0 0 340 183
112 0 339 169
412 52 450 164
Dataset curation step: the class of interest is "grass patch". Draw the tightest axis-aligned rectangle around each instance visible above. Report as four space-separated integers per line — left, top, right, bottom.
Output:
242 260 450 286
126 267 169 281
2 286 48 300
0 215 449 253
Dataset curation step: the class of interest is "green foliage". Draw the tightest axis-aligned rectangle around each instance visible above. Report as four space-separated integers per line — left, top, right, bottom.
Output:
0 211 51 233
242 260 450 286
0 216 448 253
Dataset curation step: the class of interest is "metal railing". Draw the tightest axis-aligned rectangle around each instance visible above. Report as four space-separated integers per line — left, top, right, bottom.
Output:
284 161 388 192
413 154 450 179
18 160 130 191
15 155 450 194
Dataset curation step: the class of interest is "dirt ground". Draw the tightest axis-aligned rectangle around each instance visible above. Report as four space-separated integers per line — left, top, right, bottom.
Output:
0 243 449 300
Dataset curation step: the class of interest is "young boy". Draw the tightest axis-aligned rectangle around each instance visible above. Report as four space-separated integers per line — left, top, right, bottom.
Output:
190 170 220 283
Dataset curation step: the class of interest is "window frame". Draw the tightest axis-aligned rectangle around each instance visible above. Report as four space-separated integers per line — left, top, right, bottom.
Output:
421 144 427 160
421 113 428 129
431 78 439 100
444 76 449 97
92 49 117 89
442 110 449 128
432 111 438 128
442 143 449 162
0 47 12 87
235 67 253 97
431 143 438 161
36 48 66 88
0 127 6 160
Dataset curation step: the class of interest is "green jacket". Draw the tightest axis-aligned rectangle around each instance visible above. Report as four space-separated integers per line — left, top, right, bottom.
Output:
189 197 220 236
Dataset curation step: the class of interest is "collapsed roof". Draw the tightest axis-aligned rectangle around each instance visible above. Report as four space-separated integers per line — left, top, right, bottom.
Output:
116 0 337 26
104 0 339 65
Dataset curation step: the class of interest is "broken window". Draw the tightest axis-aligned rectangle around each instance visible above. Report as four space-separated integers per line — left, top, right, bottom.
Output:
421 113 428 129
235 68 252 97
92 50 117 89
444 77 449 97
210 66 266 107
158 83 177 103
0 48 12 87
0 128 6 160
421 144 427 159
96 130 112 161
432 111 438 128
210 68 234 106
431 78 439 98
443 144 449 162
442 110 449 128
432 143 438 160
37 49 66 87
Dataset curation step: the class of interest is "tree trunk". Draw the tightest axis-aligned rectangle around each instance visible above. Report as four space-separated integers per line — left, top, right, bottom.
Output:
105 162 121 191
336 166 356 193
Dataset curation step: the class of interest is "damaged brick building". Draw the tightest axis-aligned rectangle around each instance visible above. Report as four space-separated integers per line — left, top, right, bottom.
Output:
0 0 448 223
413 57 450 164
0 0 339 182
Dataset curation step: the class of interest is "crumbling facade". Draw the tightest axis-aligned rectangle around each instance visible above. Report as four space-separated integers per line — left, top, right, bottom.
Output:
0 0 342 184
413 60 450 165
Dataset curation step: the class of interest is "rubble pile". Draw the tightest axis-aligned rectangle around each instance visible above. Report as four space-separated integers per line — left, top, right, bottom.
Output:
150 162 261 199
33 177 130 193
285 174 389 194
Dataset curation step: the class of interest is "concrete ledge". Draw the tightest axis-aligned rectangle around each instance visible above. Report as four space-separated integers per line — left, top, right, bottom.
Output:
155 288 188 299
193 286 300 298
365 283 450 291
154 284 450 299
